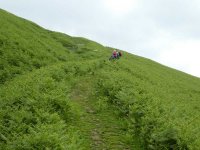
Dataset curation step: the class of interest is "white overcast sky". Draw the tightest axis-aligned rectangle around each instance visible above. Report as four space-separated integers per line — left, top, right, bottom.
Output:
1 0 200 77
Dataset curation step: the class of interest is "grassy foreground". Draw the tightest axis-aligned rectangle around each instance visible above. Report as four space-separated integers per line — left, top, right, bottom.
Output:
0 9 200 149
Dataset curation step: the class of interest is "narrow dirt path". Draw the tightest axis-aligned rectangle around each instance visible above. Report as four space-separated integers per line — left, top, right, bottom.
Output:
70 77 141 150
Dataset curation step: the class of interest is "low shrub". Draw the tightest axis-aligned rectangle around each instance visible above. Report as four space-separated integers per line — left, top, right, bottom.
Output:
0 65 71 149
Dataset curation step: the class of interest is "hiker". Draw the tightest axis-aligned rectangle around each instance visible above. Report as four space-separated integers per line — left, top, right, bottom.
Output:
109 50 122 60
116 51 122 59
119 51 122 57
116 51 119 59
113 50 117 58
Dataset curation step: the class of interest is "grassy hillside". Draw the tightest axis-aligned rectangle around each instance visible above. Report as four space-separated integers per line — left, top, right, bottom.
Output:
0 9 108 84
0 9 200 150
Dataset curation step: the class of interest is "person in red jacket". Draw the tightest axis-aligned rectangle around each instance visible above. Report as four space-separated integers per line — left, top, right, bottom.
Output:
109 50 122 60
113 50 117 58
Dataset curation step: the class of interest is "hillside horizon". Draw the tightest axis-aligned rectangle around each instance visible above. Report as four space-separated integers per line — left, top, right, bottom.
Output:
1 8 199 78
0 8 200 150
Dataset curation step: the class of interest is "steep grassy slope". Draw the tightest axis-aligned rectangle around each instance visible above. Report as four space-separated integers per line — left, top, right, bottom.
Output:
0 9 200 150
0 9 108 84
94 57 200 149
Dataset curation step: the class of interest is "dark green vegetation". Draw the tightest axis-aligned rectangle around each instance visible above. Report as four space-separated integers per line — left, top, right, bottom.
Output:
0 9 200 149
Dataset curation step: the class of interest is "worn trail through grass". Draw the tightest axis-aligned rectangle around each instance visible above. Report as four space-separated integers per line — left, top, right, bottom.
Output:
70 76 141 150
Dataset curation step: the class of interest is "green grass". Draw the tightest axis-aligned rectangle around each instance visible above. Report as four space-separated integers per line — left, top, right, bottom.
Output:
0 8 200 149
